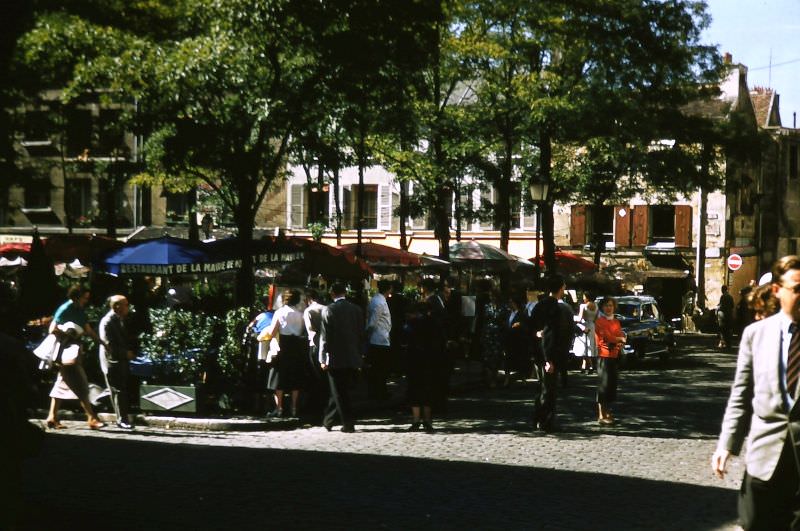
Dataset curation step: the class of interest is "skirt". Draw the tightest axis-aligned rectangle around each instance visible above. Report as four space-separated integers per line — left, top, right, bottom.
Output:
267 335 307 391
596 356 619 405
49 364 90 402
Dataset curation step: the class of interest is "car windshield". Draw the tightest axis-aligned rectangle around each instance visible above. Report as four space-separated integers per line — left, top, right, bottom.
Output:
616 303 640 319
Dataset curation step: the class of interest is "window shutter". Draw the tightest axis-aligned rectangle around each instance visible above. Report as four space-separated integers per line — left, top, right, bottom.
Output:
674 205 692 247
378 184 391 230
632 205 650 246
614 205 632 247
290 184 305 228
570 205 586 246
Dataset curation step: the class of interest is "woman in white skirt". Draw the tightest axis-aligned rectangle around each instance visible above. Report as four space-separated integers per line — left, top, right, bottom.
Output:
575 292 598 373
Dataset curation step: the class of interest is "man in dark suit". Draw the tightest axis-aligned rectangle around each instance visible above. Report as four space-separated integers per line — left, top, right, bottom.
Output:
99 295 135 430
713 255 800 530
319 282 364 433
530 274 573 432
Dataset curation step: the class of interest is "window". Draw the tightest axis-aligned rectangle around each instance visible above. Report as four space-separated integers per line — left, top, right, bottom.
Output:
165 191 189 223
509 182 521 229
588 205 614 246
307 186 330 225
343 185 378 230
650 205 675 243
66 179 93 224
24 179 51 208
65 108 92 157
96 109 126 156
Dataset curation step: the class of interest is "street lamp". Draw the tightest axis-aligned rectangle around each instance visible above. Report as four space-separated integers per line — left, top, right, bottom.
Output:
529 180 550 283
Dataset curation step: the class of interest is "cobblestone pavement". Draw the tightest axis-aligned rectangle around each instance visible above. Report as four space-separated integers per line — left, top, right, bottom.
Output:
20 335 745 531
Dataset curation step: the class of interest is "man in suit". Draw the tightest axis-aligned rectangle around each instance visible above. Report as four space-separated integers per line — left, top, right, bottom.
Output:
99 294 135 430
530 274 573 432
712 255 800 530
303 288 327 425
319 282 364 433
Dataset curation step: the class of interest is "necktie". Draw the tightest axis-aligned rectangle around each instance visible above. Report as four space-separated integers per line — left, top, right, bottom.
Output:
787 323 800 397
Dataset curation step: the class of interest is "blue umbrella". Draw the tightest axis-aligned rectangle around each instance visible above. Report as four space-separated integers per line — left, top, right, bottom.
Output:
98 236 238 276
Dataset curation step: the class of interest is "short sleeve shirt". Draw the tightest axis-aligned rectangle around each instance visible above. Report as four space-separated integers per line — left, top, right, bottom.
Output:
53 300 88 328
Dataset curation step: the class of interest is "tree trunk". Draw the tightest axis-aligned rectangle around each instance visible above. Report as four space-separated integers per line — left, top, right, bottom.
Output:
187 188 199 241
356 126 365 258
105 164 117 238
233 204 256 307
399 179 409 250
539 127 556 274
592 202 604 266
332 165 342 246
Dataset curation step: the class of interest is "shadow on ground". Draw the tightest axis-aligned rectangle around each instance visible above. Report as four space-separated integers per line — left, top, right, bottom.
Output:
20 434 736 531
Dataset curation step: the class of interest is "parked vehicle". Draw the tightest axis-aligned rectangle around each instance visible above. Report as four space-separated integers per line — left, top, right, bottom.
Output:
614 295 676 362
570 295 676 363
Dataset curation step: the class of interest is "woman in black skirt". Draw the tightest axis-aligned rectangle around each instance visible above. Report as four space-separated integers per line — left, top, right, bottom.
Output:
264 289 307 418
404 302 442 432
595 296 626 425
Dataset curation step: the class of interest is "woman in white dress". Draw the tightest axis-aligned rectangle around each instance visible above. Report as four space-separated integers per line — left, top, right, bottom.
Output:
575 292 598 374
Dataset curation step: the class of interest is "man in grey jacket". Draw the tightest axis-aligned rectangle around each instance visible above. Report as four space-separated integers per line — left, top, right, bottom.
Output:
99 295 135 430
712 255 800 530
319 282 364 433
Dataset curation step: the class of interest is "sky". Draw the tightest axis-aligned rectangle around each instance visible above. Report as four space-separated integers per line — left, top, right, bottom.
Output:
703 0 800 127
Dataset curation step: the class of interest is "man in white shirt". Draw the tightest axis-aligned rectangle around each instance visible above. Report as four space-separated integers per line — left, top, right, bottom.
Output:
366 280 393 400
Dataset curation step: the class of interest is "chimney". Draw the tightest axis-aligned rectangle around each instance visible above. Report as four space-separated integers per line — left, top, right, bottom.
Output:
723 52 732 64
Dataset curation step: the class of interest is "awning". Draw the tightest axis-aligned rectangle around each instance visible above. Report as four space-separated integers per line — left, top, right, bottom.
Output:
644 250 691 270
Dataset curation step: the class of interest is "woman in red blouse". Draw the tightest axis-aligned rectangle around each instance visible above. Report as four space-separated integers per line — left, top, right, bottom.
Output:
594 297 626 425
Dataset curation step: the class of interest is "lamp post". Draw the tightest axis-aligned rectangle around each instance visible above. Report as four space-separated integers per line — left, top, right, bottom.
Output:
529 180 550 284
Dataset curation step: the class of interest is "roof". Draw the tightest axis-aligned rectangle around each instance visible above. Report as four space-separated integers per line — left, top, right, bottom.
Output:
750 87 782 127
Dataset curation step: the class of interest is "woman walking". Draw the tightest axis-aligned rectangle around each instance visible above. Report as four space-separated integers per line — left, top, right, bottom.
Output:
44 285 105 430
575 292 598 373
595 296 625 425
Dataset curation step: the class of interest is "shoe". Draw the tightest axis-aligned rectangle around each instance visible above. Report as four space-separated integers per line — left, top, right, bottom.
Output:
324 424 333 432
407 422 421 432
46 420 66 430
266 408 283 418
290 408 299 419
598 417 614 425
116 421 134 430
341 425 355 433
423 422 434 433
88 418 106 430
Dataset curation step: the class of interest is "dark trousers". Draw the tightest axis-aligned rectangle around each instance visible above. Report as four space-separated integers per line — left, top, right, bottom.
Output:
738 437 800 530
532 362 558 431
304 344 328 424
105 360 131 423
365 344 391 400
324 368 357 429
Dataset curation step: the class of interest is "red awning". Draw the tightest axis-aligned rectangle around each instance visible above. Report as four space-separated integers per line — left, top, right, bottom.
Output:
0 243 31 257
532 250 597 274
338 242 448 270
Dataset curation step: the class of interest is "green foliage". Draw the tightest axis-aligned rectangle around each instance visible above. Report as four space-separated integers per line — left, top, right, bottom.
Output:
308 222 326 242
216 306 253 383
191 278 236 315
139 307 220 385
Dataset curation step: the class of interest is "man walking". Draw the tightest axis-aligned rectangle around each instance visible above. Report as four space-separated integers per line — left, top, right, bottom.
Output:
530 274 573 432
319 283 364 433
712 255 800 530
717 285 735 349
99 295 135 430
365 280 392 400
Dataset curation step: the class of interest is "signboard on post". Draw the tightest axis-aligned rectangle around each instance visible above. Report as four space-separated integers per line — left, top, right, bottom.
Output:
727 253 743 271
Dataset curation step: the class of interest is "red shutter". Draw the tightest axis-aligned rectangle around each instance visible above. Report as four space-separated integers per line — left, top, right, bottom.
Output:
632 205 649 246
674 205 692 247
570 205 586 246
614 205 632 247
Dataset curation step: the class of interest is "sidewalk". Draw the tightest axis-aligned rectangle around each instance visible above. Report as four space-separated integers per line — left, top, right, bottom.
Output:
32 358 487 432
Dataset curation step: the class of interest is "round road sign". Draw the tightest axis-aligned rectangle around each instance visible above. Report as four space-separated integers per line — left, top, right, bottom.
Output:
727 253 743 271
